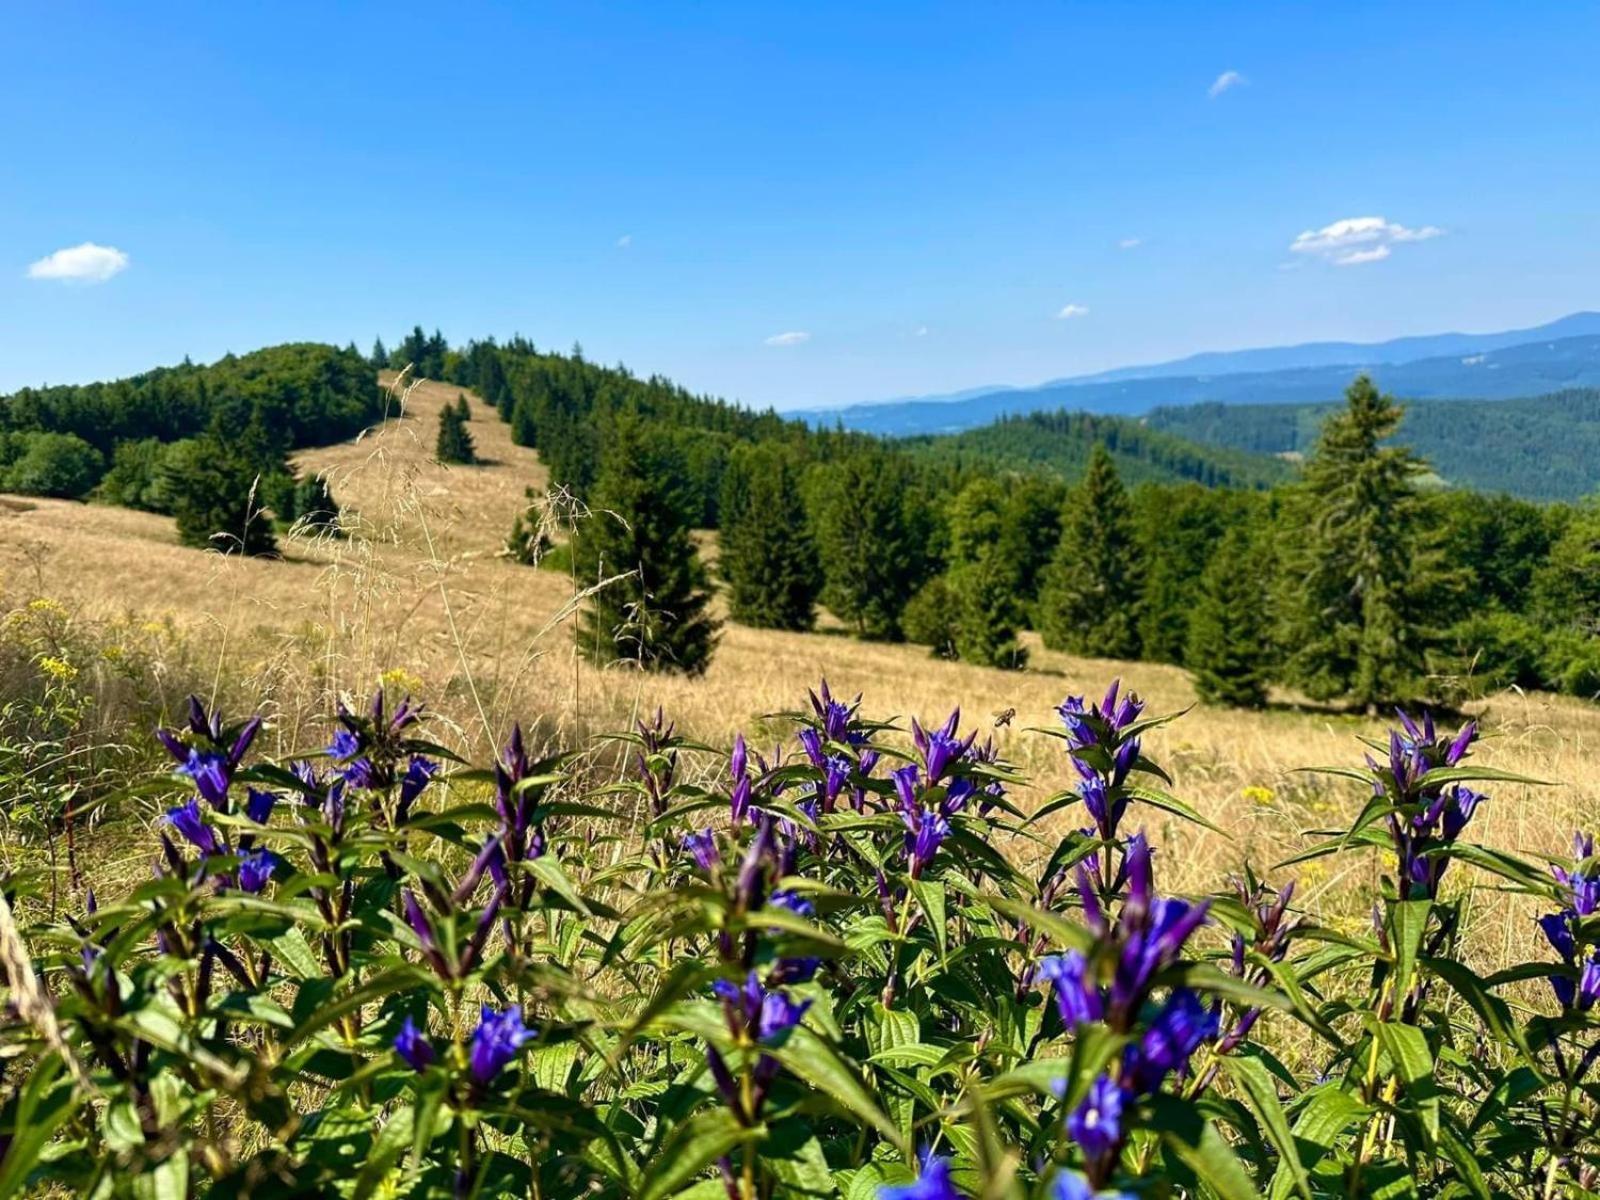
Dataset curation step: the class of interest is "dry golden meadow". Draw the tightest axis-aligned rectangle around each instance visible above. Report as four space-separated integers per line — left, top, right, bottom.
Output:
1 374 1594 974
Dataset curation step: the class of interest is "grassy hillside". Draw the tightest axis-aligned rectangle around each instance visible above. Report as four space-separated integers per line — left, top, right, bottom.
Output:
901 408 1293 489
1 372 1593 946
1147 387 1600 500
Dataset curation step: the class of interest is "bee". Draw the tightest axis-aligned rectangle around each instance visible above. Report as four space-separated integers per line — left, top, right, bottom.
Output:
992 707 1016 728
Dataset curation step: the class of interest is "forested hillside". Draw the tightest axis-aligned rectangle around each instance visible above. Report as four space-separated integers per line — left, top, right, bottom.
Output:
1147 387 1600 500
901 409 1292 489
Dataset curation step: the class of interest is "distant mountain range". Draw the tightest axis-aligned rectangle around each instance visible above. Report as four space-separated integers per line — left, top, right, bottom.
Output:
815 312 1600 436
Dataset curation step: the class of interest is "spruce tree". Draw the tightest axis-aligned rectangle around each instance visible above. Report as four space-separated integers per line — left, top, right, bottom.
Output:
718 443 821 630
435 404 477 464
292 473 342 535
454 394 471 422
1186 524 1270 708
370 337 388 369
510 396 538 447
166 431 280 557
577 413 717 673
505 487 553 565
1036 446 1143 658
943 478 1026 667
1275 375 1441 709
809 445 931 640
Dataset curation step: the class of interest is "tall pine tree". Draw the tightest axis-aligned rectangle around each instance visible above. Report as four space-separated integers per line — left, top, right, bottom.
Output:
577 413 717 673
1037 446 1143 658
718 443 821 630
1186 523 1271 707
1275 374 1441 709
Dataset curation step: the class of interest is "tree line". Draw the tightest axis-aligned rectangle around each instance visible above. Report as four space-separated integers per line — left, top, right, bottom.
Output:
0 342 378 552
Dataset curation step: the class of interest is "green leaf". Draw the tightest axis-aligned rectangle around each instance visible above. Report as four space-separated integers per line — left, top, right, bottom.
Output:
1149 1094 1261 1200
0 1057 77 1200
1124 783 1223 834
1265 1083 1366 1200
1373 1021 1439 1148
351 1105 415 1199
637 1109 758 1200
909 879 947 958
1225 1055 1311 1200
1388 899 1432 1003
771 1026 905 1150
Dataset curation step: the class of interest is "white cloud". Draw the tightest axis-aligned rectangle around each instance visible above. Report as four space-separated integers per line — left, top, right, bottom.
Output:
1117 237 1142 250
913 325 929 337
616 233 632 248
1288 216 1443 266
1055 304 1090 320
27 242 129 283
764 330 810 346
1208 70 1246 98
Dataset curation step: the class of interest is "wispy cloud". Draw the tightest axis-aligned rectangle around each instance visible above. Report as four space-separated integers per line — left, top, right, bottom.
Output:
1208 70 1246 98
913 325 929 337
1288 216 1444 266
1117 237 1142 250
615 233 632 248
1055 304 1090 320
27 241 129 283
764 330 810 346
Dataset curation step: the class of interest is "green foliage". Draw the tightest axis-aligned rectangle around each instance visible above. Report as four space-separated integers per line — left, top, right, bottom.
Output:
0 342 381 503
900 576 959 657
1134 484 1257 665
505 487 554 565
435 401 478 465
941 478 1026 667
577 413 718 673
1149 387 1600 502
1186 523 1271 707
1 676 1592 1197
1037 446 1142 658
0 431 103 498
719 443 821 631
1274 376 1443 709
165 429 281 557
808 445 933 640
903 408 1293 490
1532 499 1600 636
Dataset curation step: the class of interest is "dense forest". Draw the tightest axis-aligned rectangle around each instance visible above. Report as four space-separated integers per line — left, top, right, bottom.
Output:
1148 387 1600 500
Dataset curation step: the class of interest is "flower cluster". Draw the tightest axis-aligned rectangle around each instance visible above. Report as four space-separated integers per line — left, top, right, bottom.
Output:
393 1004 534 1091
1374 711 1482 899
1056 680 1145 847
1037 835 1217 1193
893 710 977 878
1540 832 1600 1013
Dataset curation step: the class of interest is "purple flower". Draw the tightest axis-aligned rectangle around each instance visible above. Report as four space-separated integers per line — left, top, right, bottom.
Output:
1553 832 1599 916
1580 955 1600 1011
178 750 232 807
1036 950 1103 1028
730 774 753 827
235 849 278 894
820 755 851 812
808 680 860 745
166 798 219 857
468 1004 533 1084
770 889 815 918
893 763 920 811
394 1015 436 1071
327 728 362 760
399 756 437 814
878 1150 961 1200
913 711 974 784
713 970 809 1043
244 788 277 825
731 733 748 782
797 727 826 768
901 807 949 878
1067 1073 1126 1162
1122 990 1219 1094
684 829 720 871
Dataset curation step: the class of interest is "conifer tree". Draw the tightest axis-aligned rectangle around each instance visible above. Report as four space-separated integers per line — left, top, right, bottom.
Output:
1186 524 1270 707
577 413 717 673
1037 446 1143 658
505 486 553 565
165 425 280 557
370 337 388 369
718 443 821 630
1276 375 1441 709
510 396 538 447
292 473 342 535
435 403 477 464
454 394 471 422
809 445 932 640
943 478 1026 667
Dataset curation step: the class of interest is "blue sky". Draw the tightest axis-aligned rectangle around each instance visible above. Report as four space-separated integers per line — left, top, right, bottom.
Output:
4 2 1599 410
